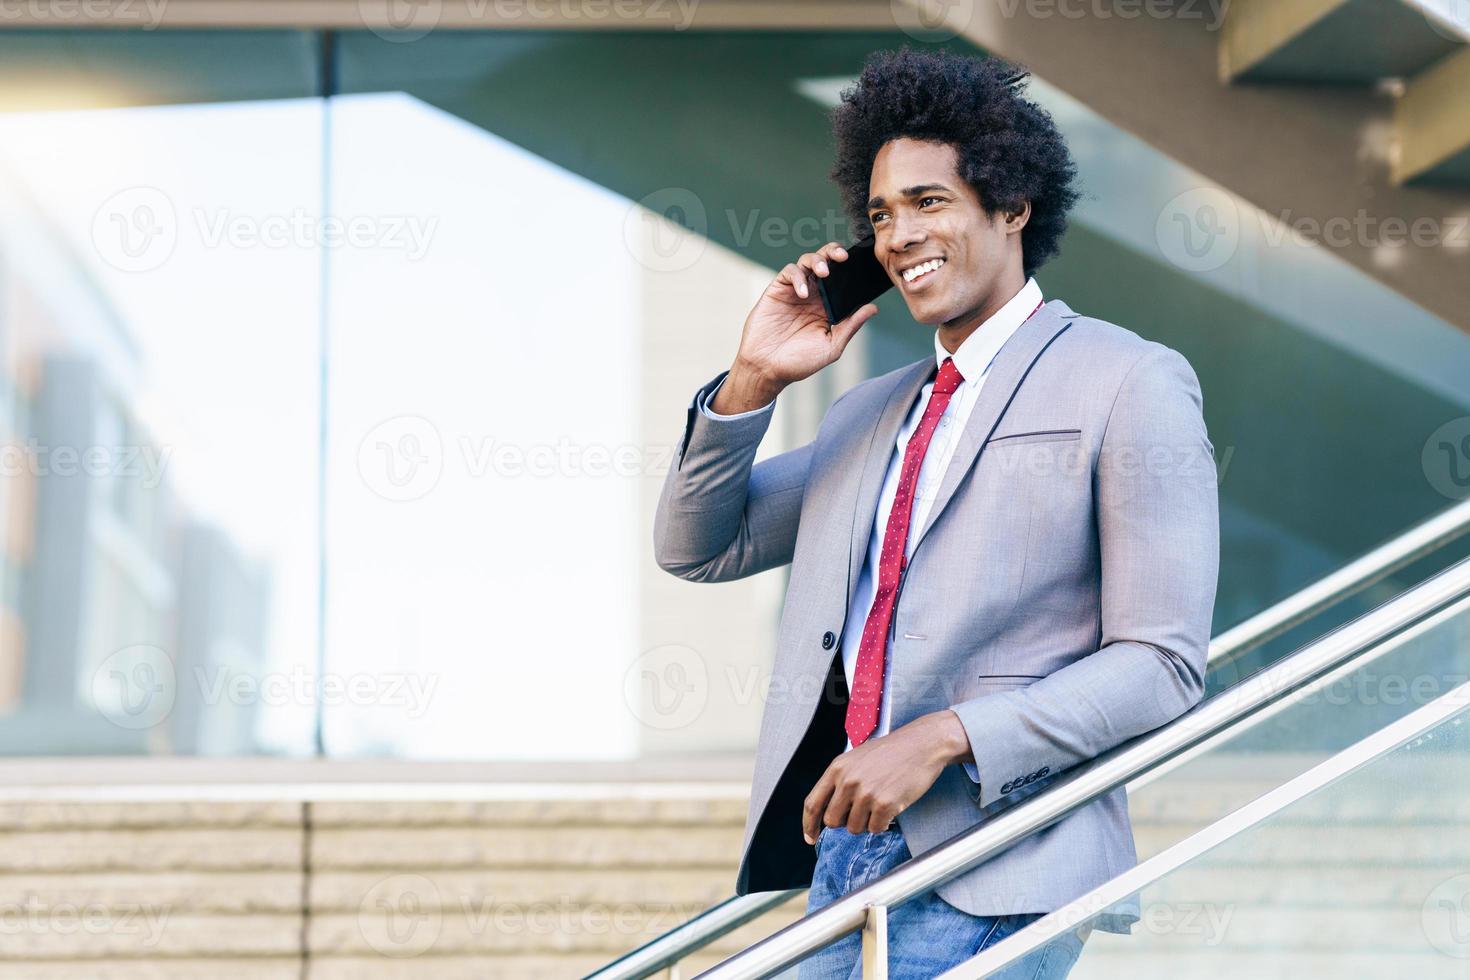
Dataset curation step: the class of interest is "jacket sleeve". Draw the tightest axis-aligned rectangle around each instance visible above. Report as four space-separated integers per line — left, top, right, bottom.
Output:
948 345 1220 808
653 368 818 583
699 373 777 420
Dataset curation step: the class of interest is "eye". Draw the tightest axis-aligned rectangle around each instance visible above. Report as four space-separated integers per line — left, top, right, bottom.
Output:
920 196 943 207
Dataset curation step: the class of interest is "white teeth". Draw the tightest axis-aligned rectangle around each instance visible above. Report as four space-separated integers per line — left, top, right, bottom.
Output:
902 258 945 283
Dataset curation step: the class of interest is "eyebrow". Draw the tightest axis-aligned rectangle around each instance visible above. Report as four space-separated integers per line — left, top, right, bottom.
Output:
866 183 953 212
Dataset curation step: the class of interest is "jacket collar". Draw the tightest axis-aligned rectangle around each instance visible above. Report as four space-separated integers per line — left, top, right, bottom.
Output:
844 298 1078 610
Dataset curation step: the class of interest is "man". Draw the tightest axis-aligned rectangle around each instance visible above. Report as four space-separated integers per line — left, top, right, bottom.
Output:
653 47 1218 978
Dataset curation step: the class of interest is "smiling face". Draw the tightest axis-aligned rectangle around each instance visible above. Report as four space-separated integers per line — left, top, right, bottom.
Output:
865 138 1030 334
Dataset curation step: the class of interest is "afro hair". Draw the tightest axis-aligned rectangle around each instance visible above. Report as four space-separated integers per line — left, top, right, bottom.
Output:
829 46 1081 279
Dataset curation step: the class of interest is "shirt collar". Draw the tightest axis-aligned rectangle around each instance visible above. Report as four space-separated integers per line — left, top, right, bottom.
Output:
933 276 1043 383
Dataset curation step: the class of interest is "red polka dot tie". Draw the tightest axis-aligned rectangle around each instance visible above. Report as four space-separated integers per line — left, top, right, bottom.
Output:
845 354 966 747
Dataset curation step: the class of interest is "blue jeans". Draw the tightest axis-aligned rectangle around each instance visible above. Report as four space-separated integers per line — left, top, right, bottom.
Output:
793 826 1091 979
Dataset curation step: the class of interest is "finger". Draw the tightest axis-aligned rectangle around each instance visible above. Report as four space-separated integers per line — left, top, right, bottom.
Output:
797 252 831 279
778 262 811 300
868 806 894 835
843 792 870 835
823 779 855 834
831 303 878 351
819 241 850 263
802 767 837 844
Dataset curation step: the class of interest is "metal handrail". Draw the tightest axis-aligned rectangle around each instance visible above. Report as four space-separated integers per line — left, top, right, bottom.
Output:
689 555 1470 978
1205 497 1470 673
590 892 803 980
588 499 1470 980
946 666 1470 977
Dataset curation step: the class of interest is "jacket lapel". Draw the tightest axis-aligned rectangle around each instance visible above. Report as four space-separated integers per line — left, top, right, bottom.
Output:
909 300 1075 557
843 299 1078 609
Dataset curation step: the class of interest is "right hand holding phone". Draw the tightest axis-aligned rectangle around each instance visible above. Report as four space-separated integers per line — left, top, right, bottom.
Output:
729 242 880 399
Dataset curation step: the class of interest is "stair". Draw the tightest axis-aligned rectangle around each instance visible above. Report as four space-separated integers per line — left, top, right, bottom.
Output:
0 750 1461 978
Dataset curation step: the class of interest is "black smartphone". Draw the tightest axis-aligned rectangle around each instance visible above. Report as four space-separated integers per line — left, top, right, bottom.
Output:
816 240 893 325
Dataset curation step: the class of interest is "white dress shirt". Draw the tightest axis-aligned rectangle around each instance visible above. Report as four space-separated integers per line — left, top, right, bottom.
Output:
701 277 1045 783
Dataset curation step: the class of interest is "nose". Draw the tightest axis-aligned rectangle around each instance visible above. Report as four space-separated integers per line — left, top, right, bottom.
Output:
888 209 928 255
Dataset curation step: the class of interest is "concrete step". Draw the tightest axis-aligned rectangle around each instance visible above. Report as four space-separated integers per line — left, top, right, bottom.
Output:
0 803 302 830
320 893 807 957
0 829 302 873
1132 864 1461 909
311 868 733 911
308 796 749 827
305 952 737 979
1133 821 1470 865
0 961 301 980
0 914 300 959
309 825 745 870
1070 948 1466 980
1068 904 1445 953
0 752 1456 977
0 872 300 912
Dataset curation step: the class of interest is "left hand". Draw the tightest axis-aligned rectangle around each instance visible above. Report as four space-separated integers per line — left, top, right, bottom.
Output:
801 709 971 842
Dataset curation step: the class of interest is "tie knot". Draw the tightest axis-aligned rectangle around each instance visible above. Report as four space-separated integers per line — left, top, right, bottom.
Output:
934 356 964 396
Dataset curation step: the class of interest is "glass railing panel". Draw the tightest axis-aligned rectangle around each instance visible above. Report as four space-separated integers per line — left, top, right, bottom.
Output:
963 669 1470 977
1123 590 1470 854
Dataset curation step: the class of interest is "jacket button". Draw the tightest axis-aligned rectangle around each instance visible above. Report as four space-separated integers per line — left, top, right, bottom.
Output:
821 631 836 650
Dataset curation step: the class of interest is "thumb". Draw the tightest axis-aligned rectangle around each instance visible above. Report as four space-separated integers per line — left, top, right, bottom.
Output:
830 302 877 355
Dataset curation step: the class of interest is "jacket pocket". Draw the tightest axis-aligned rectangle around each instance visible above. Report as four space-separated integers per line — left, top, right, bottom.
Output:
986 428 1082 446
970 674 1044 693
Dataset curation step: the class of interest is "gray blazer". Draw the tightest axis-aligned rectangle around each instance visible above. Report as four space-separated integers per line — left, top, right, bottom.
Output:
652 298 1219 934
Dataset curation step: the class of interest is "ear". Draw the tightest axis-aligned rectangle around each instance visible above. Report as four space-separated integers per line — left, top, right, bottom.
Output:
1005 200 1032 232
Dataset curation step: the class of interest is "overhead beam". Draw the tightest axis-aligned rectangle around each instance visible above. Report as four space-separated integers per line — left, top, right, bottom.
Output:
1218 0 1351 82
0 0 895 30
936 0 1470 333
1395 47 1470 184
